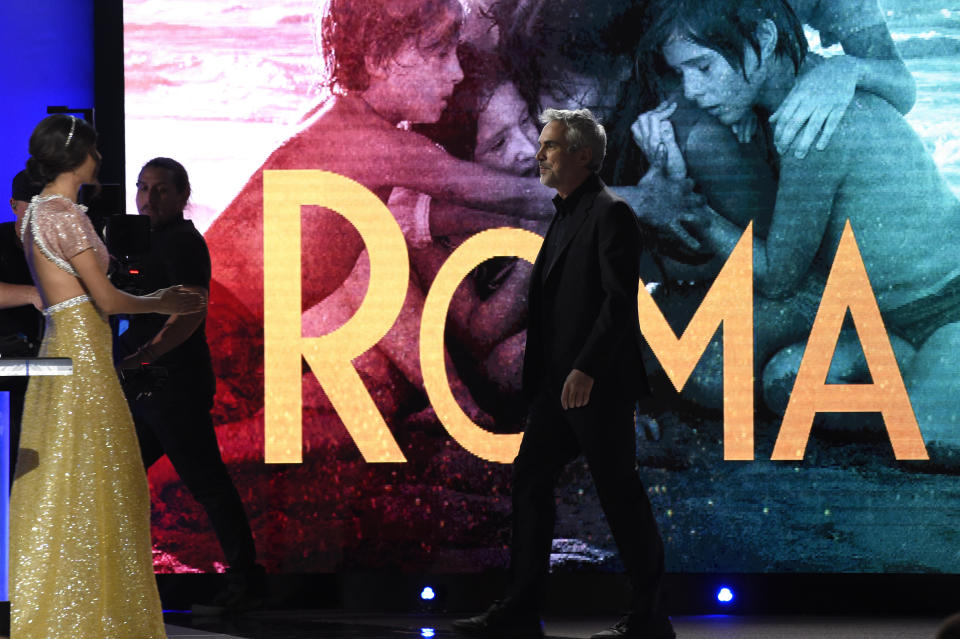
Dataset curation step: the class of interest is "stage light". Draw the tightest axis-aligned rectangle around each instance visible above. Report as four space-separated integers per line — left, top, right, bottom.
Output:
417 584 446 613
716 586 735 604
420 629 436 638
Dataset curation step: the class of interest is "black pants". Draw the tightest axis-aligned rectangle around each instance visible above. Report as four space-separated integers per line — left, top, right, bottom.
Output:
508 385 665 620
2 378 26 487
0 377 29 487
126 375 257 572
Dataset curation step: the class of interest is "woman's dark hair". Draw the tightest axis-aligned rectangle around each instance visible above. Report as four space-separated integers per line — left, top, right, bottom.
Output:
642 0 806 79
140 157 191 202
490 0 642 118
489 0 662 185
317 0 463 94
25 114 98 186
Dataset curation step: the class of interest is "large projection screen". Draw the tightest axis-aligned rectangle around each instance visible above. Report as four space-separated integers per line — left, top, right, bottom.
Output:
124 0 960 575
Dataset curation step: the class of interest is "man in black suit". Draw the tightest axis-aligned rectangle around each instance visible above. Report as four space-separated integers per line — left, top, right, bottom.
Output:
454 109 674 639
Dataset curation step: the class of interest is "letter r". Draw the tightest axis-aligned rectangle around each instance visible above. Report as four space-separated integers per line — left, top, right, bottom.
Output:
263 170 408 463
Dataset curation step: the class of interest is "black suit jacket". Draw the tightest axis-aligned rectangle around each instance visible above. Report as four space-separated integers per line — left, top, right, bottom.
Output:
522 175 650 400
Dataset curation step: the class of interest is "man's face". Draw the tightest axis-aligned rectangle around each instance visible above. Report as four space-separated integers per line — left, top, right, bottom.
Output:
136 166 186 229
9 199 29 221
376 21 464 124
474 81 538 176
662 34 761 126
536 120 587 197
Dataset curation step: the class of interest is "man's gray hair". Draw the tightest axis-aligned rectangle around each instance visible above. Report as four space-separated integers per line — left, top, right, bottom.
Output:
538 108 606 172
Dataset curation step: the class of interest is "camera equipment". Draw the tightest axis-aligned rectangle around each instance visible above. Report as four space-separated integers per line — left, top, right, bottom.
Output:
105 214 151 294
0 333 39 358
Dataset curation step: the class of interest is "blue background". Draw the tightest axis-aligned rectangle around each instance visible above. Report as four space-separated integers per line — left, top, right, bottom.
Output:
0 3 94 220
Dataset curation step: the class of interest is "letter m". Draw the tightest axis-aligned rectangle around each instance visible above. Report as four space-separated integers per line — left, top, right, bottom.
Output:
638 224 754 459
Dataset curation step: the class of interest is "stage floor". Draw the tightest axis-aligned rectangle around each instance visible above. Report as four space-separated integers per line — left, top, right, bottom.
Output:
164 611 945 638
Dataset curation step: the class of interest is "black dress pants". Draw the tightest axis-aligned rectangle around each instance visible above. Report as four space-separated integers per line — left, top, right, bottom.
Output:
508 384 665 619
2 378 27 487
126 375 257 572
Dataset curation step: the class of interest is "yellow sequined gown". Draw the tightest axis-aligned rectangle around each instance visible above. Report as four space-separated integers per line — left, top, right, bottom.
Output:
10 195 166 638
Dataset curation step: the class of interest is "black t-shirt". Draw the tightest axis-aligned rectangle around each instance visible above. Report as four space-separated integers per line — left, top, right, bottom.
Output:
0 221 43 344
119 218 214 387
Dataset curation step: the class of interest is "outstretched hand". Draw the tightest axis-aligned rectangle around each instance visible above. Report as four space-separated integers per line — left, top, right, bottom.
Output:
152 285 206 315
770 55 859 158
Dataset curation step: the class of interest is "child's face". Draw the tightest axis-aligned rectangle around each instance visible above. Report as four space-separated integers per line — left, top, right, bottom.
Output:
474 82 538 177
378 20 464 124
662 33 761 126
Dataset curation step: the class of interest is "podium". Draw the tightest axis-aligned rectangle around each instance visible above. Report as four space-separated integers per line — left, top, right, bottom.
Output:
0 358 72 601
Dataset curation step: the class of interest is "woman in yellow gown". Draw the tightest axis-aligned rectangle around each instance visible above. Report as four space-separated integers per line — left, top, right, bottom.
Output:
10 114 205 637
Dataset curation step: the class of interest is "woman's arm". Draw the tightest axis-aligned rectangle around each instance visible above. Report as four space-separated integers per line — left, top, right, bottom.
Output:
839 24 915 114
70 249 205 316
696 139 845 299
428 200 548 238
771 24 915 158
118 286 208 368
364 127 553 221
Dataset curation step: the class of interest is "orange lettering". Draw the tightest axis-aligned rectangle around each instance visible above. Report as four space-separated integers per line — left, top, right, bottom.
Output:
638 224 755 460
772 221 927 460
263 170 408 463
420 228 542 463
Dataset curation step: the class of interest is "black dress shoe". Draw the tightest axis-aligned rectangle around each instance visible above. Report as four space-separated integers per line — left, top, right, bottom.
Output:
452 600 544 638
590 613 676 639
192 564 267 616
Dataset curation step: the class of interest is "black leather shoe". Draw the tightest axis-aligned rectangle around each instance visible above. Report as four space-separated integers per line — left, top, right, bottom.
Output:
452 600 544 638
590 614 676 639
191 564 267 616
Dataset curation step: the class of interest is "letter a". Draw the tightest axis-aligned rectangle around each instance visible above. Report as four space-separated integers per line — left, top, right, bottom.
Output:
772 221 928 461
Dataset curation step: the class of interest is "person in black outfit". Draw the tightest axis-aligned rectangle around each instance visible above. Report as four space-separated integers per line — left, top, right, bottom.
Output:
1 171 44 485
118 157 263 610
939 612 960 639
454 109 674 639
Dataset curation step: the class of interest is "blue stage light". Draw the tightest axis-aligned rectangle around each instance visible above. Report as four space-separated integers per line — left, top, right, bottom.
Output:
717 586 735 603
420 586 436 601
420 629 436 638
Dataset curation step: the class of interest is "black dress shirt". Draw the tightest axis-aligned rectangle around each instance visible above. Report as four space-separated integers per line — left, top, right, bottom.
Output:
541 173 603 283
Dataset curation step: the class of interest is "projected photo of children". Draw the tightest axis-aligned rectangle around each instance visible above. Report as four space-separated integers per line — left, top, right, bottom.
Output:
124 0 960 576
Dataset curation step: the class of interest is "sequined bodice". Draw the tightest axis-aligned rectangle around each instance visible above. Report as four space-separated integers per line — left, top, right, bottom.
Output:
21 194 109 276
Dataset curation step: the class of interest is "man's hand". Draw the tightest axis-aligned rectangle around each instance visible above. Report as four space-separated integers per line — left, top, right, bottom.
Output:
770 55 859 158
561 369 594 410
631 101 686 179
27 287 42 312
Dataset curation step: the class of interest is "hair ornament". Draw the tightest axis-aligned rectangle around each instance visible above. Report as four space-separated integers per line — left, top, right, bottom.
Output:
64 116 77 148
